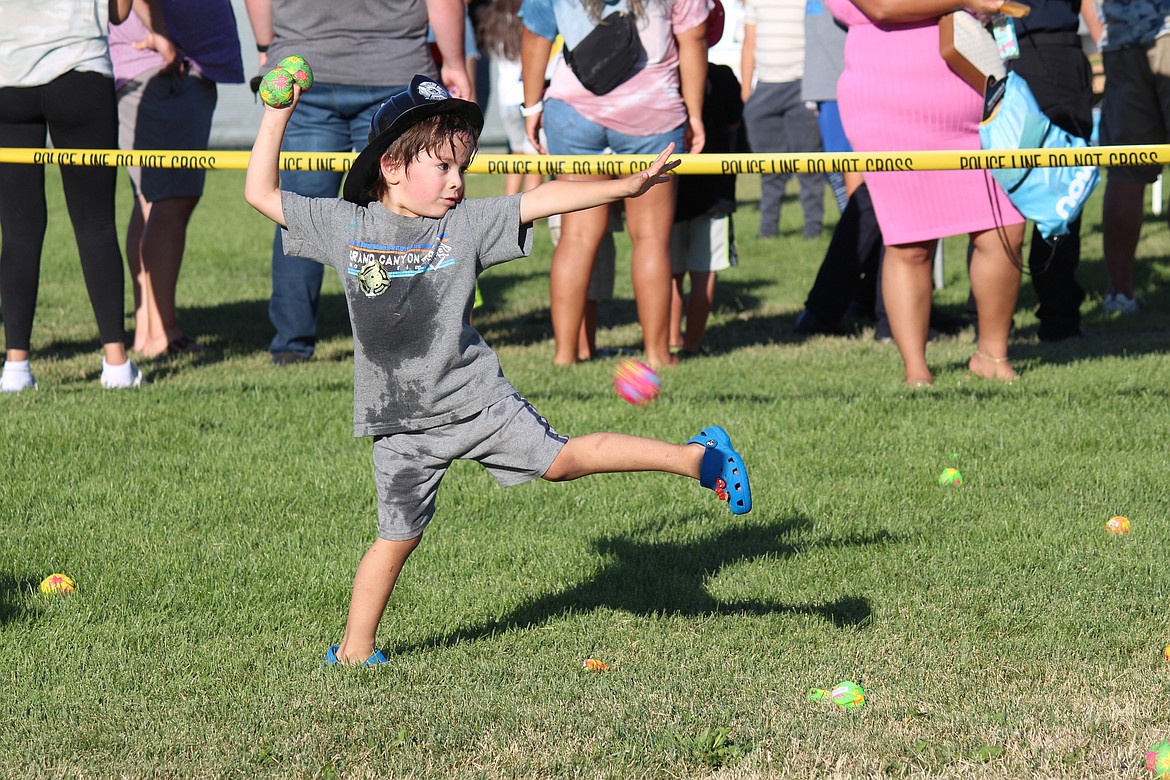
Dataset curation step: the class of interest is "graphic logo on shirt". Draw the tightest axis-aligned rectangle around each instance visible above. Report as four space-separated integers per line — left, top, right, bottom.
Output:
345 236 455 296
357 258 391 297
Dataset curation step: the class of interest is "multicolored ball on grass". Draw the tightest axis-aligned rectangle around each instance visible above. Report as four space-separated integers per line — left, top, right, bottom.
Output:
1106 515 1131 535
276 55 314 90
582 658 609 672
1146 741 1170 777
613 359 661 406
938 467 963 487
258 68 295 108
807 681 866 710
1162 644 1170 664
39 573 76 596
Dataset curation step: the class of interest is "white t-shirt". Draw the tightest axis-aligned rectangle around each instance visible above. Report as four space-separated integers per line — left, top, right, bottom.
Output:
0 0 113 87
744 0 804 84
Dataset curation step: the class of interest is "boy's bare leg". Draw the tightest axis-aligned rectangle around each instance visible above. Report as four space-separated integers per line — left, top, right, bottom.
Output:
544 433 704 482
337 535 422 664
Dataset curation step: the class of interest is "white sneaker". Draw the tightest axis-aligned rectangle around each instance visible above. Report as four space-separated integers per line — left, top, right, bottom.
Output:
0 369 37 393
100 360 143 389
1103 292 1140 315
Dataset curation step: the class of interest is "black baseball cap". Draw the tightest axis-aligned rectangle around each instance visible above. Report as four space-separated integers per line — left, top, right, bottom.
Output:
343 74 484 206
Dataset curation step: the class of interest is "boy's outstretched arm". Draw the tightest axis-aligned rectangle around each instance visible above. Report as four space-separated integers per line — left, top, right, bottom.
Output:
244 94 299 226
518 143 681 224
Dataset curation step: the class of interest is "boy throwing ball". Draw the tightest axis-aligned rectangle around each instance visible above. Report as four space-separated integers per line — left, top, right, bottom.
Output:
245 75 753 666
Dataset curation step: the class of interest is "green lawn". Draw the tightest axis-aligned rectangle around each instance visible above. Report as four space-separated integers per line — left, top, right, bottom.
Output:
2 165 1169 778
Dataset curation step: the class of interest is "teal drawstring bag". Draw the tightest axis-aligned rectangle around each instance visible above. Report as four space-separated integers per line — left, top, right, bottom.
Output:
979 71 1099 244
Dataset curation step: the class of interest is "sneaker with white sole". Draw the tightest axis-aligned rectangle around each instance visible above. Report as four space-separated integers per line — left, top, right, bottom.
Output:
1103 292 1140 315
100 359 142 389
0 368 37 393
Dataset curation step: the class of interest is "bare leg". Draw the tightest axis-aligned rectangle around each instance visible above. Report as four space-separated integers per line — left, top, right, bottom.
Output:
544 433 704 482
670 272 686 349
968 224 1023 381
1102 178 1145 298
549 174 608 365
681 270 715 352
336 535 423 664
624 178 678 368
881 241 936 386
577 300 598 361
125 199 151 352
137 196 200 356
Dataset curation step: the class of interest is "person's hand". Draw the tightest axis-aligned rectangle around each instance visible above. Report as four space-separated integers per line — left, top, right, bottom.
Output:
262 83 303 114
625 143 681 198
132 31 184 74
440 64 473 100
525 112 546 155
685 114 706 155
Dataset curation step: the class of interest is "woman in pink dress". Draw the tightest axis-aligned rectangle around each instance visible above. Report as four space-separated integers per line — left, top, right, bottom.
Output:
826 0 1024 386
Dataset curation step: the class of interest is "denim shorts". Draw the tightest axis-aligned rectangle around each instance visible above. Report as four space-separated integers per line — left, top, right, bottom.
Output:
543 98 687 156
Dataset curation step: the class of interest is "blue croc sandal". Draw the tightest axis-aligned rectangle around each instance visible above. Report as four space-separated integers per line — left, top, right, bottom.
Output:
323 645 389 667
687 425 752 515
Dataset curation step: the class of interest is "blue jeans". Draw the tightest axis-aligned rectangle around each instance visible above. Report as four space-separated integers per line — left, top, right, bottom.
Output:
269 81 405 356
542 98 687 155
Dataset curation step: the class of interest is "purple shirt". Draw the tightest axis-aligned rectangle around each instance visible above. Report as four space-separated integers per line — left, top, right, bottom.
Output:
109 0 244 88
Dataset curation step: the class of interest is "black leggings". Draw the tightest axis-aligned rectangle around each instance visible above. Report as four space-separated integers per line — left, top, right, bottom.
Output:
0 69 125 351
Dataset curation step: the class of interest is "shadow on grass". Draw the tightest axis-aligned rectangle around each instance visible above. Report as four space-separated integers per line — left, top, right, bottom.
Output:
388 518 889 656
0 574 41 625
23 292 354 368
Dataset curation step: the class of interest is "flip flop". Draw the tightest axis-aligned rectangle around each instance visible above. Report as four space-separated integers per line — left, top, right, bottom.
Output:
687 425 752 515
322 645 389 667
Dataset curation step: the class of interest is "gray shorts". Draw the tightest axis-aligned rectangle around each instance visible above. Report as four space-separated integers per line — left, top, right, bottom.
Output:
371 393 568 540
117 67 217 201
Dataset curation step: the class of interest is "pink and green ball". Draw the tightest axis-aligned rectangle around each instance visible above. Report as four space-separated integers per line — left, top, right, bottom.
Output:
613 359 661 406
258 69 295 108
1147 742 1170 777
277 55 314 90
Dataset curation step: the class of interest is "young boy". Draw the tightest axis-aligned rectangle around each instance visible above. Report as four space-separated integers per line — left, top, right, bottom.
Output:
245 75 753 666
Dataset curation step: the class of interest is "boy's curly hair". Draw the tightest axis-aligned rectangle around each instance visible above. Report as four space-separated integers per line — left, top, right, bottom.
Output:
367 113 482 204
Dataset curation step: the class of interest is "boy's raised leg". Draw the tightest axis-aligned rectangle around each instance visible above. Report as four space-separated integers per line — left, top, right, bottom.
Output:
543 427 752 515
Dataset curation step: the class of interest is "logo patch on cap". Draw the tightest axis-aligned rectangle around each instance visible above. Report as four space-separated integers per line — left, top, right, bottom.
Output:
416 80 450 102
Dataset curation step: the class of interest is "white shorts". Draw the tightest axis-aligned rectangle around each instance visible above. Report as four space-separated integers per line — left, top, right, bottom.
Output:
670 215 736 274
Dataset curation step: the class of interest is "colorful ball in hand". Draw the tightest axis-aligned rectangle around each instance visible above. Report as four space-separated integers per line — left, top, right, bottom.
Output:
1106 515 1131 535
613 359 661 406
276 55 313 90
39 573 76 596
938 467 963 487
258 68 295 108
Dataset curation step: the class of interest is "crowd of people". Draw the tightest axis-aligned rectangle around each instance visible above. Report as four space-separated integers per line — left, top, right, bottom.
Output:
1 0 1168 392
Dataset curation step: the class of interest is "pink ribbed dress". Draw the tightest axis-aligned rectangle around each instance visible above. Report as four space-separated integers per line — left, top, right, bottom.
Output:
824 0 1023 244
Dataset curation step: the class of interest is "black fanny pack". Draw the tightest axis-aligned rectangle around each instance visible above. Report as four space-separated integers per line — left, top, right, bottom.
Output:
562 11 645 95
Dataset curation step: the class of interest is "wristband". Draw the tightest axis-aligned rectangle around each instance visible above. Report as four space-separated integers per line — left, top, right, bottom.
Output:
519 100 544 117
256 43 270 53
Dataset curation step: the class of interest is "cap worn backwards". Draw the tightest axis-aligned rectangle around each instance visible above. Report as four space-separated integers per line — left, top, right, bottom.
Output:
342 74 484 207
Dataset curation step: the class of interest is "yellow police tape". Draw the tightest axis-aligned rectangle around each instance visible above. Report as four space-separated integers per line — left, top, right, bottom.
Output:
0 145 1167 174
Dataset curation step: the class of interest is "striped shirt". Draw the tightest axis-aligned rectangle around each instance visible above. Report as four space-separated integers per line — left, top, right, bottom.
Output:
744 0 805 83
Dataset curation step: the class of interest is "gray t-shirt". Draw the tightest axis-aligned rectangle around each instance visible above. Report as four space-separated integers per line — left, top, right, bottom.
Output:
266 0 435 86
280 192 535 437
801 1 846 103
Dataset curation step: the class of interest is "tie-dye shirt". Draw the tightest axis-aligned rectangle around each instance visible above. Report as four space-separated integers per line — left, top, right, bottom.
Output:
0 0 113 87
520 0 711 136
1099 1 1170 51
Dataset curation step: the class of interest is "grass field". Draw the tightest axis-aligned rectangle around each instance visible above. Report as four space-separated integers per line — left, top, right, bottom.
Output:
2 163 1170 779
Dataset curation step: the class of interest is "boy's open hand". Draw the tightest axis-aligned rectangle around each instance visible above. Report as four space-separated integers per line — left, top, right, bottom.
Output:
626 143 681 198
